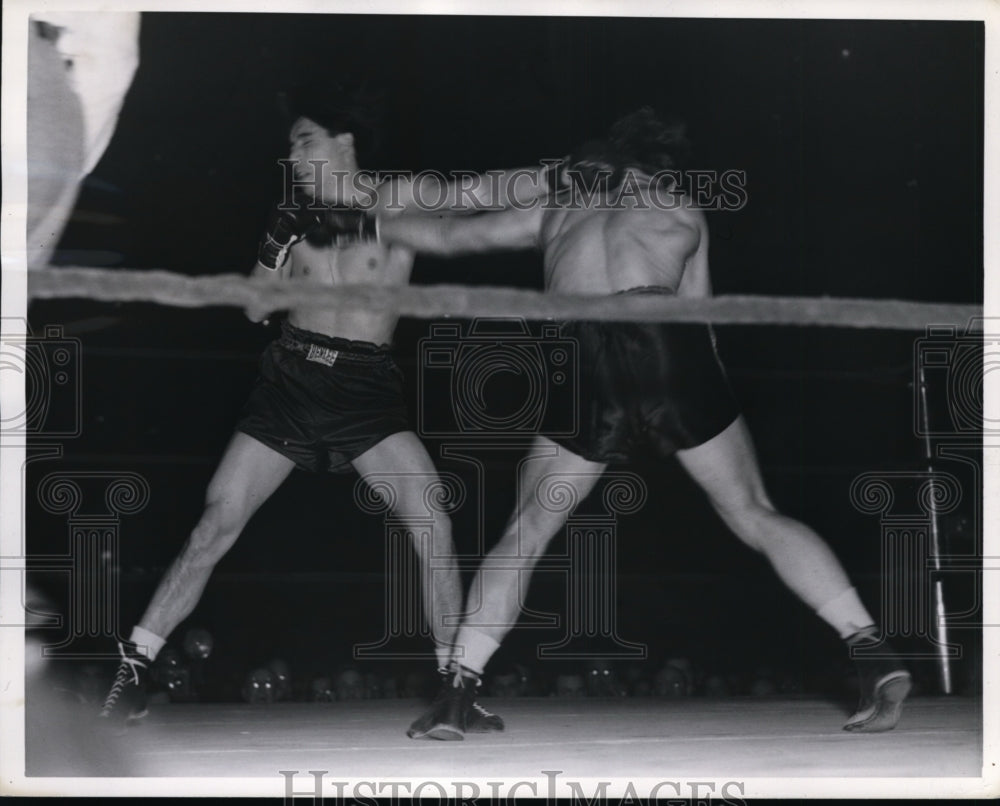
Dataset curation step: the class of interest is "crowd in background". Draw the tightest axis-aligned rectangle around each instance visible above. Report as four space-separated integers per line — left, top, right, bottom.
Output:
51 625 977 710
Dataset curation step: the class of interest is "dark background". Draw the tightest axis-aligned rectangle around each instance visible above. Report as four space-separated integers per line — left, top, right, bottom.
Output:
26 14 984 699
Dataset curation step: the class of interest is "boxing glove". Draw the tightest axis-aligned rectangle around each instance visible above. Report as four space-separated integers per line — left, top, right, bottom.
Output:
325 209 379 248
256 193 326 270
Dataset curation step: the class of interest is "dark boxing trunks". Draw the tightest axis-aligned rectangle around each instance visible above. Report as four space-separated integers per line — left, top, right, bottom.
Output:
236 320 410 473
549 287 741 464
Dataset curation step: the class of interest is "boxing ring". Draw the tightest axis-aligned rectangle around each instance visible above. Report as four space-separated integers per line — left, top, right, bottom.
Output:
27 267 980 329
27 696 983 783
3 4 995 796
7 268 993 797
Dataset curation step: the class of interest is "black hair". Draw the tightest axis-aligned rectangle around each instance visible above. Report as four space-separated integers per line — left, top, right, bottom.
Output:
278 80 384 167
607 107 691 175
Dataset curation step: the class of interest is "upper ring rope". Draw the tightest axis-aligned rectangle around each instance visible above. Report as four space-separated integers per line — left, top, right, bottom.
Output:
27 267 981 330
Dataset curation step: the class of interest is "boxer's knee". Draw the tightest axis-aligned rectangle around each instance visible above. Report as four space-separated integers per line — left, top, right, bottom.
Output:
483 525 550 572
381 478 456 554
183 502 245 568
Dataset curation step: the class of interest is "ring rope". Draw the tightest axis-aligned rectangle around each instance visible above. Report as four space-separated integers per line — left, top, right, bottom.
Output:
27 267 982 330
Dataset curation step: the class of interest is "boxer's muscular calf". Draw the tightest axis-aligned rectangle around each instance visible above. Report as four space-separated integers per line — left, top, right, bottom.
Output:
675 417 872 635
137 433 295 641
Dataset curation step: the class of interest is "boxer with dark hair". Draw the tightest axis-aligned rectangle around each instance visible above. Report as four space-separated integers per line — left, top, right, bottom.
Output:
278 80 384 169
99 83 551 735
607 105 691 175
557 108 690 199
332 107 912 738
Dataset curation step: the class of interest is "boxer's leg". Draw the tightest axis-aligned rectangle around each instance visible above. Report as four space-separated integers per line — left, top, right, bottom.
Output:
676 416 862 620
455 437 607 672
100 433 294 727
138 433 295 640
676 416 911 732
407 437 606 740
352 431 462 667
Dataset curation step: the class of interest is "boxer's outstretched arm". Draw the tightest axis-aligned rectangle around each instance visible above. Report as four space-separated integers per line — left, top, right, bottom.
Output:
378 206 541 256
391 164 557 213
245 258 289 322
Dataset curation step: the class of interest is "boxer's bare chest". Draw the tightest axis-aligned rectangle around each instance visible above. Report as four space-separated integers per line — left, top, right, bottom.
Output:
283 238 413 342
288 238 404 285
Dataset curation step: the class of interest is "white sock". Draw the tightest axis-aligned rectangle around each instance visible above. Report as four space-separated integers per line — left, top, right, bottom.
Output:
453 626 500 675
815 587 876 640
129 625 165 661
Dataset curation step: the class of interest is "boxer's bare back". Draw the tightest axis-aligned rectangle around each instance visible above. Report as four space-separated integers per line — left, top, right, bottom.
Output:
539 184 712 297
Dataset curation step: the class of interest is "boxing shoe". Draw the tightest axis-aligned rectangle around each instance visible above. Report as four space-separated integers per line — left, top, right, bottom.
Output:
842 627 912 733
465 695 505 734
98 640 150 730
406 666 504 740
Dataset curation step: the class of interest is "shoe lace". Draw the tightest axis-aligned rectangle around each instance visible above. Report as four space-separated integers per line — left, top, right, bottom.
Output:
118 642 146 685
100 643 144 713
470 701 495 717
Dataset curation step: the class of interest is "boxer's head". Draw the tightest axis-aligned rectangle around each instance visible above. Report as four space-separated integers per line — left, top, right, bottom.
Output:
566 108 689 193
280 81 383 172
607 107 691 180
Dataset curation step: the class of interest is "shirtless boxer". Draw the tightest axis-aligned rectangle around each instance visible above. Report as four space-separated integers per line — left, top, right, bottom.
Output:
329 108 912 738
98 85 548 730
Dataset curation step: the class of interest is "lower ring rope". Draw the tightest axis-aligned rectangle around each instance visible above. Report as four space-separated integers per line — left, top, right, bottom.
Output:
26 267 981 330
